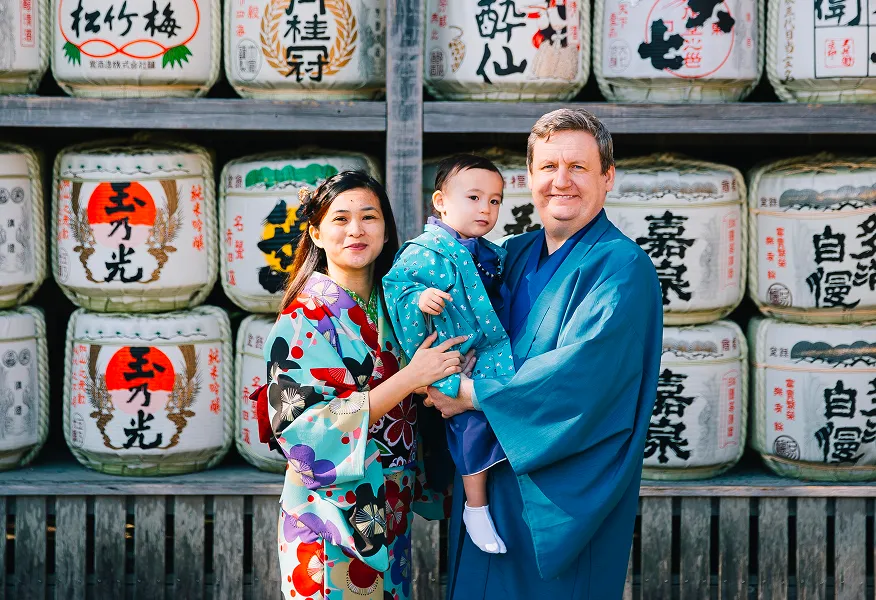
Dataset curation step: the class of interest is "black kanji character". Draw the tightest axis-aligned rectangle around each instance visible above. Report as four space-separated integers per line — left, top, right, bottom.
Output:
653 369 695 418
654 259 692 305
104 243 143 283
144 1 181 38
636 211 695 259
644 416 691 464
117 1 138 36
824 380 856 419
851 214 876 260
813 225 846 263
70 0 84 36
123 410 163 449
638 20 684 71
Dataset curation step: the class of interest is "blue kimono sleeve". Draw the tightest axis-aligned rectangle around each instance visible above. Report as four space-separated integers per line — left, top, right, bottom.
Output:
383 246 474 397
474 256 662 578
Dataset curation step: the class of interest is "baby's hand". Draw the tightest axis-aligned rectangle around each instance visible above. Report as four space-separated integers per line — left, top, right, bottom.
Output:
418 287 453 315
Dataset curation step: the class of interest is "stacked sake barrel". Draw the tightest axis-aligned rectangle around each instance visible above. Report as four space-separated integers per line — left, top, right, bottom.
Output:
605 155 749 479
50 0 221 97
594 0 763 102
225 0 386 99
767 0 876 102
749 155 876 480
0 144 49 471
54 138 232 475
423 148 542 241
424 0 589 100
225 150 380 471
0 0 50 93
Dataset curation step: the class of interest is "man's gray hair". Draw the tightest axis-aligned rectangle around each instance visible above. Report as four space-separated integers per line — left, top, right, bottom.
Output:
527 108 614 175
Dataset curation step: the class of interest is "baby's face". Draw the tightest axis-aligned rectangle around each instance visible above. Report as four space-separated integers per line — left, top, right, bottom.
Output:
434 168 504 239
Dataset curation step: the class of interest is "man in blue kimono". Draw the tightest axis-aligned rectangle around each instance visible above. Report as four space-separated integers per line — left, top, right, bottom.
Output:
424 108 663 599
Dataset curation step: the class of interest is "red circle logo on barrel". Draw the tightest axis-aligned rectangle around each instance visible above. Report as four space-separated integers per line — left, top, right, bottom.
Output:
87 182 156 248
105 346 175 415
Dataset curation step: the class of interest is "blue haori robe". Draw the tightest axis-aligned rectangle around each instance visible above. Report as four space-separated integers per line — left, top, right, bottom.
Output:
447 211 664 600
383 222 515 476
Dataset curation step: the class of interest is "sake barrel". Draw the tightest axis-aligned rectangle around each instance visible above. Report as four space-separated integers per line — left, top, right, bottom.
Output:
221 149 381 313
424 0 590 101
52 140 217 312
235 314 284 472
225 0 385 99
766 0 876 103
51 0 220 97
595 0 763 102
422 148 541 241
750 317 876 480
0 307 48 471
605 155 746 325
64 306 232 475
643 320 747 480
0 144 46 308
748 155 876 324
0 0 49 93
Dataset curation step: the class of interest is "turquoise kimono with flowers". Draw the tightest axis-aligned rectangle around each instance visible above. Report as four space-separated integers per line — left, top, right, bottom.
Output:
264 272 448 577
383 223 516 476
447 212 664 599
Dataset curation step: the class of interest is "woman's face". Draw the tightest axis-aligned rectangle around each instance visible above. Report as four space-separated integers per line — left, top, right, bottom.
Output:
310 188 387 275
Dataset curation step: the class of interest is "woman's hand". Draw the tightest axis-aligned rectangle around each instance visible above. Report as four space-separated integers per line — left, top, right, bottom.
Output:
418 287 453 315
406 331 469 390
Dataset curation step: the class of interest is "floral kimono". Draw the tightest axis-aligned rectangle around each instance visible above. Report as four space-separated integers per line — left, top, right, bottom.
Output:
263 272 448 600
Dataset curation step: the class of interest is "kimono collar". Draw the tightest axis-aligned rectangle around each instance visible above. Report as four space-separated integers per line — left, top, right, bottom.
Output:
426 217 500 275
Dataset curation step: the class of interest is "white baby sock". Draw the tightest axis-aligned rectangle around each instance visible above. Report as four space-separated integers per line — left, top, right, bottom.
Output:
463 503 506 554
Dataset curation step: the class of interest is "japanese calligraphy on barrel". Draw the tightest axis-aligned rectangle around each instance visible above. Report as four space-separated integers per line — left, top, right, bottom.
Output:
643 320 747 480
235 314 284 472
52 139 217 312
748 155 876 323
0 307 48 471
423 148 541 241
751 317 876 480
221 150 381 313
424 0 590 101
0 144 46 309
605 155 746 324
595 0 762 102
51 0 219 97
0 0 49 93
64 306 232 475
225 0 385 99
767 0 876 102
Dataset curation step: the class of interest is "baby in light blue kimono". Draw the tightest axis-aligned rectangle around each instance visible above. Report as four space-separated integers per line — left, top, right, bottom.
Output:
384 155 515 555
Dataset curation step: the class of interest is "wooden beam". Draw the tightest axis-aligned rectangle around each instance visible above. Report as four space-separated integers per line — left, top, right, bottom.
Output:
14 496 46 599
385 0 424 241
134 497 167 600
0 97 386 131
173 496 205 600
424 102 876 134
93 496 126 600
55 496 88 600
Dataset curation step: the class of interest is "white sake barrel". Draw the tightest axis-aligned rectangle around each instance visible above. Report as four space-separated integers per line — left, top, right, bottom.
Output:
51 0 220 97
0 307 48 471
235 314 284 472
0 144 46 308
221 149 381 313
643 320 747 480
595 0 762 102
606 155 746 325
767 0 876 102
423 149 542 241
751 317 876 480
749 155 876 323
424 0 590 101
0 0 49 93
52 140 217 312
225 0 385 99
64 306 232 475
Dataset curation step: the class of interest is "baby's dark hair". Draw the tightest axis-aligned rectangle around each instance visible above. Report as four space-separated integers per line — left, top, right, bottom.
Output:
434 154 503 192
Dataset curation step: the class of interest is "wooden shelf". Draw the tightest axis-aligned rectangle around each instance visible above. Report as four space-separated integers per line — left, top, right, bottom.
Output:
424 102 876 134
0 96 387 131
3 457 874 497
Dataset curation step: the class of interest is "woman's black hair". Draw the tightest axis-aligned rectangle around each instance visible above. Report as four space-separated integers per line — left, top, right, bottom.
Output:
280 170 399 311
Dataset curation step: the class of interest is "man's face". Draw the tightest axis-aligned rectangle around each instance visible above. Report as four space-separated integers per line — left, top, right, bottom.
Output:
528 130 615 235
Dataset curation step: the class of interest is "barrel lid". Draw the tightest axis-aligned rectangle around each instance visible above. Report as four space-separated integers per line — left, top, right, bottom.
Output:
755 319 876 370
72 307 226 343
662 320 745 362
58 141 206 181
223 150 377 194
0 308 40 340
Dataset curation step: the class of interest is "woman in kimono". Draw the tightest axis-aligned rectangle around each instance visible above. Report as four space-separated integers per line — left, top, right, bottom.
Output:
263 171 466 599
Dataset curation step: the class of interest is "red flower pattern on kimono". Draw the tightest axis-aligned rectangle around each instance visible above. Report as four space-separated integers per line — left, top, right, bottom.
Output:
384 479 412 544
292 541 325 596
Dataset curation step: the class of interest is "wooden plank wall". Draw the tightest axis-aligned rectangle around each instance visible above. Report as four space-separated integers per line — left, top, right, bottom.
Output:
2 495 874 598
